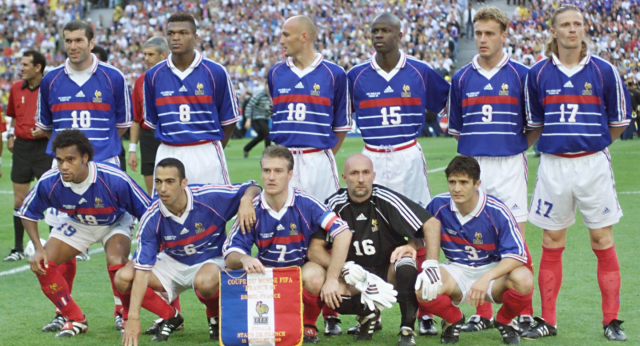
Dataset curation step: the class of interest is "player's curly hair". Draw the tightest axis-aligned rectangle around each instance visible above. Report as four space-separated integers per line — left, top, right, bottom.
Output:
156 158 186 181
51 129 94 162
167 12 197 34
445 155 481 182
261 145 294 171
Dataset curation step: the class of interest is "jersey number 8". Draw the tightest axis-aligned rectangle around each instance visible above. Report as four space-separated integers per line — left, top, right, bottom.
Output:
179 104 191 122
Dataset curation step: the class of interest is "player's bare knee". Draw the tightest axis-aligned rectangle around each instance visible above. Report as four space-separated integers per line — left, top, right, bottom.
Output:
106 253 129 266
589 226 614 249
114 263 134 292
507 266 533 295
301 263 326 294
542 229 567 248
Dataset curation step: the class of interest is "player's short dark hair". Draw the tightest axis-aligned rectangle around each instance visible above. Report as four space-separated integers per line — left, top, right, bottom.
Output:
261 145 294 171
445 155 481 182
91 45 108 62
51 129 94 162
63 20 94 41
22 50 46 74
167 12 197 34
156 158 186 181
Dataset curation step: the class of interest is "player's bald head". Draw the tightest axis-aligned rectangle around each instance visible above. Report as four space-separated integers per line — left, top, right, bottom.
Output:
284 15 317 41
372 12 401 32
344 154 374 174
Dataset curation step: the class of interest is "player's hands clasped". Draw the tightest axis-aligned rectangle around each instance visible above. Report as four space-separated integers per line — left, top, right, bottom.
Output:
122 317 141 346
415 260 442 301
341 261 368 285
241 256 265 275
30 247 48 275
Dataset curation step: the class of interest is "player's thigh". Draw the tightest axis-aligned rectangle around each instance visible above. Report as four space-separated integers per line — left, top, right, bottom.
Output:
290 150 339 201
48 217 100 257
102 214 134 265
477 154 528 222
156 142 227 185
13 182 31 208
528 154 576 230
301 261 327 294
490 265 533 303
438 264 463 302
193 260 223 293
43 237 81 265
151 253 190 302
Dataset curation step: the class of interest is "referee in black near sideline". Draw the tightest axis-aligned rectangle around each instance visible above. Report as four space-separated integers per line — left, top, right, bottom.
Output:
243 83 272 158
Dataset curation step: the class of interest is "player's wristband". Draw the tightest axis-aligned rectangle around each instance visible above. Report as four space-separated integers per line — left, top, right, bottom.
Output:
128 143 138 153
8 128 14 136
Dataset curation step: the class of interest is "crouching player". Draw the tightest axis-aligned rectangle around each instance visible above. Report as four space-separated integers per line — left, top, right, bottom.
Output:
19 129 151 338
118 158 261 345
223 145 353 344
416 156 533 344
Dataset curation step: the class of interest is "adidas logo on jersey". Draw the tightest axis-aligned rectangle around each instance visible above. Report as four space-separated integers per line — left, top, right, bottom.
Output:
384 86 394 93
295 82 304 89
603 207 611 214
277 224 285 231
484 84 493 90
512 204 519 210
78 198 87 204
180 228 189 235
75 90 85 97
356 213 367 221
564 81 574 88
179 85 187 92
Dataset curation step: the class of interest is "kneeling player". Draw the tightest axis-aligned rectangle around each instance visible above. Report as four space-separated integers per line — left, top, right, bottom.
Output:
223 145 352 344
118 158 261 345
416 156 532 344
19 130 151 338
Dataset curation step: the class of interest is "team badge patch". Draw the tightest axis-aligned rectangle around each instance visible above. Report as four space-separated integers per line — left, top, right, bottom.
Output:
311 83 320 96
499 83 509 96
401 85 411 97
93 90 102 103
254 301 270 324
94 197 104 208
196 222 205 234
583 82 592 95
371 219 379 232
473 232 483 245
196 83 205 95
289 223 298 236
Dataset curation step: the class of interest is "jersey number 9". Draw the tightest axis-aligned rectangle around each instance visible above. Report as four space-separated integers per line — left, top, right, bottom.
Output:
71 110 91 128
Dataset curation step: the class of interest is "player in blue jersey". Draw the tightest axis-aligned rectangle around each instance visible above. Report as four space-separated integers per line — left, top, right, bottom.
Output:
144 12 240 185
18 130 150 338
522 5 629 342
447 7 534 333
117 158 261 345
268 15 351 202
223 145 352 344
348 12 449 208
416 156 533 345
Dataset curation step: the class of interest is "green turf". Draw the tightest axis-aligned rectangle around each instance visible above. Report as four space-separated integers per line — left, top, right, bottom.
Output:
0 137 638 345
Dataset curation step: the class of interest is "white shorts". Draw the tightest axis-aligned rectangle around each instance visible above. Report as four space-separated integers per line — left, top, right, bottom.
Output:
363 140 431 207
45 156 121 227
152 252 226 303
288 148 340 203
156 141 230 185
476 153 528 223
529 150 623 231
48 213 133 253
440 261 498 305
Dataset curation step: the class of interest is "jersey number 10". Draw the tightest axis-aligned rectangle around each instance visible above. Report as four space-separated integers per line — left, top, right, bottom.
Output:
71 110 91 128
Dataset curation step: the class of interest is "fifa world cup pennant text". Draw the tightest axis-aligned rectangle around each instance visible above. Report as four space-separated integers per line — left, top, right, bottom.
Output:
220 267 302 346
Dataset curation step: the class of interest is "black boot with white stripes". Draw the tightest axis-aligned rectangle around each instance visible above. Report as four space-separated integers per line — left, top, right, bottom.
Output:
54 319 88 338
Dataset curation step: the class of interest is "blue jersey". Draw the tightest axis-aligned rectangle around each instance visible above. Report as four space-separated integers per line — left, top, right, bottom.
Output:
19 162 150 225
448 54 529 156
134 182 257 269
348 51 449 146
426 190 527 267
143 50 241 145
267 54 352 149
525 53 631 154
36 55 132 160
223 187 349 268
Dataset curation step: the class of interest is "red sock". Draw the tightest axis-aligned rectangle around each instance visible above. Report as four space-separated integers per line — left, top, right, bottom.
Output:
593 246 621 325
519 244 535 317
421 295 462 324
107 264 126 317
417 301 436 319
321 305 338 319
303 289 324 326
496 289 533 324
196 290 220 318
475 300 493 319
539 246 564 326
37 260 84 321
58 258 77 293
119 287 175 320
171 297 181 312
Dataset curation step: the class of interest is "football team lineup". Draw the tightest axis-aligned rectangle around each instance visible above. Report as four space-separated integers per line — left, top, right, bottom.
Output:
1 4 638 346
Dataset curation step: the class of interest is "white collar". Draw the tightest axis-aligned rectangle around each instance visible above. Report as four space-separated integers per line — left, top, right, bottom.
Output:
450 189 486 226
166 50 203 80
551 52 591 77
471 53 510 80
260 185 295 220
286 53 323 79
61 161 97 195
370 50 407 82
64 54 98 86
159 186 194 224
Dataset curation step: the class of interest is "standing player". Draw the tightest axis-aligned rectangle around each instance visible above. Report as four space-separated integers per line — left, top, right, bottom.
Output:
1 51 46 262
268 15 351 202
522 5 629 341
348 12 449 208
223 145 352 344
312 154 439 346
128 37 169 194
144 12 240 185
118 158 260 344
447 7 534 333
416 156 533 345
19 130 150 338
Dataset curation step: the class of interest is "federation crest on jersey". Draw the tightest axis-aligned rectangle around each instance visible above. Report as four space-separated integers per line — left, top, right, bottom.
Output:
401 85 411 97
311 83 321 96
371 219 378 232
254 301 269 325
93 90 102 103
499 83 509 96
289 223 298 236
49 283 61 294
473 232 483 245
94 197 104 208
583 82 593 95
195 222 205 234
196 83 205 95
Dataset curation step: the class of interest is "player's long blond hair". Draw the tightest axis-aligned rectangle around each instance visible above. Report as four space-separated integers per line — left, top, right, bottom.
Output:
544 5 590 59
